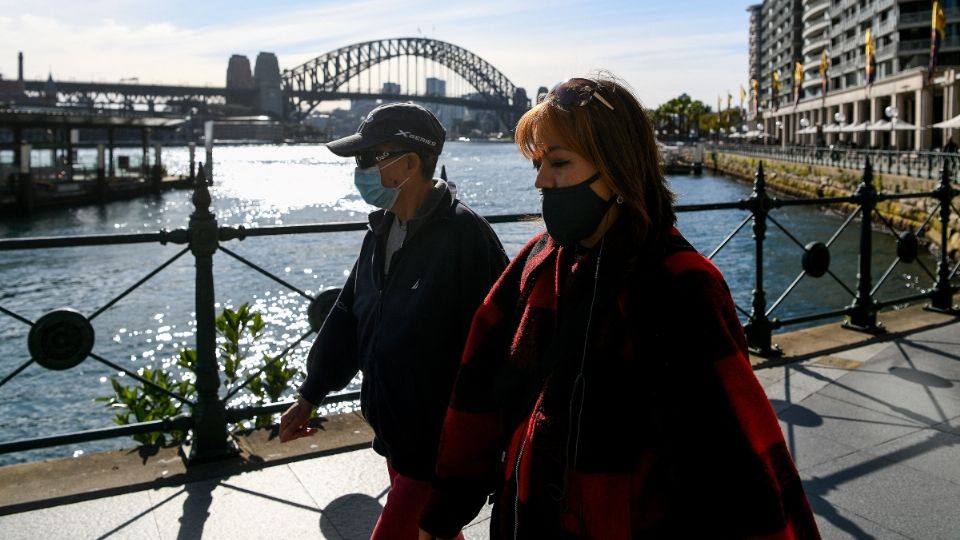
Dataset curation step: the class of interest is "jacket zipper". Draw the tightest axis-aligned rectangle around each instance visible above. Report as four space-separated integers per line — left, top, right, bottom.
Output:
513 423 528 540
371 243 403 357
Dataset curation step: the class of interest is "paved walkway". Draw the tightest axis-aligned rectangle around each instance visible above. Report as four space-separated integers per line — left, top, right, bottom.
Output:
0 308 958 539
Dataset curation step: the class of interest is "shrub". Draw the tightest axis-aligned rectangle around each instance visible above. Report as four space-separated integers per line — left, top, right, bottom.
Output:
99 303 299 445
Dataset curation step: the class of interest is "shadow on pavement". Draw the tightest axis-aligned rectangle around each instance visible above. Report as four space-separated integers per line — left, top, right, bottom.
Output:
177 479 216 540
319 493 383 540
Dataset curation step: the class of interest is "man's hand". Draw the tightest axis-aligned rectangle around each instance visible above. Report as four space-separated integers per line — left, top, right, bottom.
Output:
278 396 318 442
417 528 447 540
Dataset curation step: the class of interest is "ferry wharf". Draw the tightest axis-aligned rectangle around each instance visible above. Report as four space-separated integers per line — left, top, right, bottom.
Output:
0 304 958 539
0 105 195 216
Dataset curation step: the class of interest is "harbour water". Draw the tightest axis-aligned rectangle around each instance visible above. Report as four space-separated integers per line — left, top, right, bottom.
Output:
0 142 936 465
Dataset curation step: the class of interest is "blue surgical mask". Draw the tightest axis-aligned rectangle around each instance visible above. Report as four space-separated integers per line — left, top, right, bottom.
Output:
353 155 410 210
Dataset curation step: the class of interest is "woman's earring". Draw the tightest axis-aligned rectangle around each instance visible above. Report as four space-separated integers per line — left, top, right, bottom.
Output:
616 194 624 204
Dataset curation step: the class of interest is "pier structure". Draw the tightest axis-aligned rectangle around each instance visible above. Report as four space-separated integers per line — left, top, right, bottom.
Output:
0 105 192 215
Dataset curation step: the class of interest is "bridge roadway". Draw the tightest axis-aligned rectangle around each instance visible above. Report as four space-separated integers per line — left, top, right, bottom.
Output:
0 304 958 539
22 81 517 113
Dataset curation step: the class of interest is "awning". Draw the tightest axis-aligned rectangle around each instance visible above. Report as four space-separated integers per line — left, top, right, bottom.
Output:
841 121 871 132
796 125 818 135
821 123 842 133
932 113 960 129
868 118 916 131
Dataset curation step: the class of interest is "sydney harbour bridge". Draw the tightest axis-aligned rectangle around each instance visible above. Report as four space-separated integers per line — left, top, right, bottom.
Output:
17 38 532 129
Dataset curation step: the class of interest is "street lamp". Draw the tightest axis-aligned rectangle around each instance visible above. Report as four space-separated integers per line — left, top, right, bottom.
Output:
834 111 846 144
800 117 810 146
885 105 898 150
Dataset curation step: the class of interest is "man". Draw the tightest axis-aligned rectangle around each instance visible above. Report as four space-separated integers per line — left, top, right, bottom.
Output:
279 102 507 539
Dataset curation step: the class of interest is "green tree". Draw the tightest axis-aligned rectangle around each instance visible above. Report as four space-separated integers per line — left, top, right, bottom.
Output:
655 94 709 140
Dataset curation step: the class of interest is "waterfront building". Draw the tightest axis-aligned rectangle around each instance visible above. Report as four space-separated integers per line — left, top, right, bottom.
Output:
749 0 804 118
750 0 960 150
211 116 283 143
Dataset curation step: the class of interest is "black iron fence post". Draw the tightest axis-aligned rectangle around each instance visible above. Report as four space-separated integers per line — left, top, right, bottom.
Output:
744 162 779 355
845 159 881 331
16 143 34 215
183 167 234 462
96 144 107 204
929 161 957 312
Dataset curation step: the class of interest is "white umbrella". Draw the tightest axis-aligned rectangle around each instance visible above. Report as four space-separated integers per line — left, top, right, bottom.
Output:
841 121 871 132
796 126 818 135
868 119 891 131
886 118 917 130
822 123 841 133
932 113 960 129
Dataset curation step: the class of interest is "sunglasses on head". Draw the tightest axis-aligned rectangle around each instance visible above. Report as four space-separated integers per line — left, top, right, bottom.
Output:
355 150 410 169
537 78 615 111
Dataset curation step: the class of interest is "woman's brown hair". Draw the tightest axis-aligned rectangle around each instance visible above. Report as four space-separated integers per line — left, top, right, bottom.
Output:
515 72 676 246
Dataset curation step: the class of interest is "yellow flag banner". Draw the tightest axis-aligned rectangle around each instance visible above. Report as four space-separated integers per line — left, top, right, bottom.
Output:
865 28 876 88
794 61 805 106
819 49 829 98
772 70 781 111
929 0 947 83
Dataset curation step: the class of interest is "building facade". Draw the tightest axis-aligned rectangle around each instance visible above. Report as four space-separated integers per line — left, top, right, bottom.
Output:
751 0 960 150
750 0 804 113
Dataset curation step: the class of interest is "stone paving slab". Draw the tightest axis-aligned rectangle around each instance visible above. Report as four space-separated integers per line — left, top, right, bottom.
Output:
146 466 326 540
0 489 161 540
802 446 960 539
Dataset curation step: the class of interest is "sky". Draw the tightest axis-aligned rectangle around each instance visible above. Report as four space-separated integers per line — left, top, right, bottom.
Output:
0 0 755 109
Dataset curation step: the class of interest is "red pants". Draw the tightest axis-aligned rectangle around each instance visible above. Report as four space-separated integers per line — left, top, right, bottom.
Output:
371 460 466 540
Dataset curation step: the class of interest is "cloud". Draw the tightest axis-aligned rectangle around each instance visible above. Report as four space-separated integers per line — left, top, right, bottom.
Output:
0 0 750 107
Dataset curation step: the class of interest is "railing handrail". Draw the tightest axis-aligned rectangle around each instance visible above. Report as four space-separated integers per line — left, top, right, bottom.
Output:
712 143 960 183
0 160 956 463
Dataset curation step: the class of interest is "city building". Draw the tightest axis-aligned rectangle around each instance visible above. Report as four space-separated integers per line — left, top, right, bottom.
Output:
425 77 446 96
752 0 960 150
752 0 803 113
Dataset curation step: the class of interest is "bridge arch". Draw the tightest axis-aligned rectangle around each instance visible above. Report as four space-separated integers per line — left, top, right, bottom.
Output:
281 37 528 127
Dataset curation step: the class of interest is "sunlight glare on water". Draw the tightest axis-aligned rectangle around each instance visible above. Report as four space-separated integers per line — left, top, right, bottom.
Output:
0 142 936 466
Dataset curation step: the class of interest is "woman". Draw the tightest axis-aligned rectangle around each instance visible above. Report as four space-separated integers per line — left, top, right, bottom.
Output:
418 74 820 539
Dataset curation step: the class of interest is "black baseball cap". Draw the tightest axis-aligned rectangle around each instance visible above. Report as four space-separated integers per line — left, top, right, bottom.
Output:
326 102 446 157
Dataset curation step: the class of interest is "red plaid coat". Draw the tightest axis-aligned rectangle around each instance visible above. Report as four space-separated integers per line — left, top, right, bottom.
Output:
421 222 820 539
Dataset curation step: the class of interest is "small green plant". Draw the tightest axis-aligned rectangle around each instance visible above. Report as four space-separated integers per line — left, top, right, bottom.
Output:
99 303 299 445
96 367 193 445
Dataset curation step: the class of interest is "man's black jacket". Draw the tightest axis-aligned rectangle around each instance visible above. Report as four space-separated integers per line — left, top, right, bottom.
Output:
299 180 508 480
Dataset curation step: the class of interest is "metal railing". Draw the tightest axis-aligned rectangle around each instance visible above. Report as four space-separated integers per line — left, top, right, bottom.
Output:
719 144 960 182
0 160 957 463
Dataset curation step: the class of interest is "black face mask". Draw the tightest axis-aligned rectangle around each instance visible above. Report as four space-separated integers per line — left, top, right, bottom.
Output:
541 172 614 248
